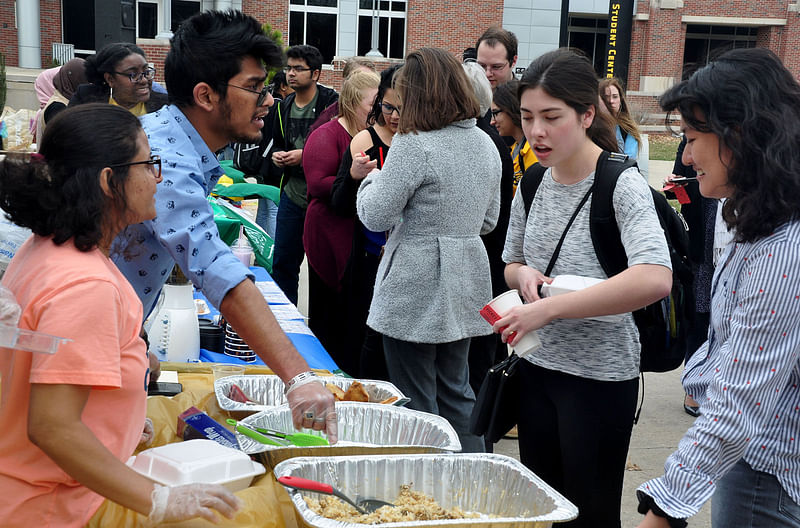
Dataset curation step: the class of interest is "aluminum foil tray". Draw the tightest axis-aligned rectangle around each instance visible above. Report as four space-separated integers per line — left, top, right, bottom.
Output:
274 453 578 528
236 402 461 469
215 375 407 412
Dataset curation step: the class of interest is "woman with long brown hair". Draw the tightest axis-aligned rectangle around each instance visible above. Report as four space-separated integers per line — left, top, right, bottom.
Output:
356 48 502 452
599 77 648 177
494 49 671 526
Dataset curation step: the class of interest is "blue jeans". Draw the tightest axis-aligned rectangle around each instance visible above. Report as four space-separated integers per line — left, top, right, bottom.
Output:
712 459 800 527
271 191 305 305
256 197 278 240
382 335 485 453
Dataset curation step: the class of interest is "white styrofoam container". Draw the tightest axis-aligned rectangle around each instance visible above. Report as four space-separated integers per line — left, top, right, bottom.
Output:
128 439 265 492
540 275 625 323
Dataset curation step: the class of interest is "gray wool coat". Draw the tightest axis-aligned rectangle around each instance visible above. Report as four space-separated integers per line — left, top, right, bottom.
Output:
356 119 502 343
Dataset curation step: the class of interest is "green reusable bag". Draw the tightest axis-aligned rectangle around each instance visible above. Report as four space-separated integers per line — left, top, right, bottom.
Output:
208 197 274 273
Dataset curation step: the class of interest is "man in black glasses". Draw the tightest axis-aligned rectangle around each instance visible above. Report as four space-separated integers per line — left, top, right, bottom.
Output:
112 11 338 445
268 45 338 305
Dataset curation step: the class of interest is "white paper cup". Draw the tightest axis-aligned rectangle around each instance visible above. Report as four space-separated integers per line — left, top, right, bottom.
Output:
212 364 246 381
480 289 541 357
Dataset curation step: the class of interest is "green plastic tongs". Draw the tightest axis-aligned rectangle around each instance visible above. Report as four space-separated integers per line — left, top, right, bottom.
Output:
226 419 329 447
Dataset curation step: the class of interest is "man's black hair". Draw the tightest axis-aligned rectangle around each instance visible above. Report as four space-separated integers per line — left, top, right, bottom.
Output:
165 9 284 108
286 45 323 73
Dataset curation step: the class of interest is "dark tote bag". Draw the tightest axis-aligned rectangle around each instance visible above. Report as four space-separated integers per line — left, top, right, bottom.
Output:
469 352 522 444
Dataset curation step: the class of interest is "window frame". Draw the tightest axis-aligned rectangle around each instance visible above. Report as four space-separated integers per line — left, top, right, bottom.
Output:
288 0 339 64
356 0 407 59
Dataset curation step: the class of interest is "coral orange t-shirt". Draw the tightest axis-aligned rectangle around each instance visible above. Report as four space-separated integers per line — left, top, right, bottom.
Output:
0 236 148 528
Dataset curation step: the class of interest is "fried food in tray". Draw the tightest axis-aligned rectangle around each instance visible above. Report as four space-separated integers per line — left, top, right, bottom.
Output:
304 484 481 524
326 380 370 402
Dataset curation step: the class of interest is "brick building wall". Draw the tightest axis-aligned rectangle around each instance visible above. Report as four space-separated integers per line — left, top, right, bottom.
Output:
40 0 63 66
1 3 19 66
406 0 502 56
139 42 169 85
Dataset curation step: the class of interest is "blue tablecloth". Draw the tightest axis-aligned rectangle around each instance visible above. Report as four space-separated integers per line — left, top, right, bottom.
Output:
194 267 339 372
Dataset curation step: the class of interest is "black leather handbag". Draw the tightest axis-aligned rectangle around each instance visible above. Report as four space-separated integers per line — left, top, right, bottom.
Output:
469 352 522 444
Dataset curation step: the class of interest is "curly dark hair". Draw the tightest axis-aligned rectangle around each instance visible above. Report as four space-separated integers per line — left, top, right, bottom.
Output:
518 48 618 154
659 47 800 243
0 104 141 251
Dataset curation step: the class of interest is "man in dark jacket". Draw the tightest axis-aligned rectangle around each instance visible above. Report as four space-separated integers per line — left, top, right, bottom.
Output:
269 45 338 304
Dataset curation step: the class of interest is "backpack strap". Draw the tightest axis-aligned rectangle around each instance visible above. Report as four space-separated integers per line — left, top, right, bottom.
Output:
589 151 638 278
520 162 547 217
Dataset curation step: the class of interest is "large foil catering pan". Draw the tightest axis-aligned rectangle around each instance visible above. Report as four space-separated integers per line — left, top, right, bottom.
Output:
273 453 578 528
235 402 462 469
215 375 407 412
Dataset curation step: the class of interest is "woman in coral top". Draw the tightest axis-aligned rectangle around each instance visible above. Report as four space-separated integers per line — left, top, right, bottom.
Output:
0 104 240 527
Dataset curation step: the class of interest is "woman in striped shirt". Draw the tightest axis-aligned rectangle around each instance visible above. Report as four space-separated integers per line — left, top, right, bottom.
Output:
636 48 800 528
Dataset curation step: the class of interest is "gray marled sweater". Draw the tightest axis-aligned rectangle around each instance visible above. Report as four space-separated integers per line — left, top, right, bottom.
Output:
356 119 501 343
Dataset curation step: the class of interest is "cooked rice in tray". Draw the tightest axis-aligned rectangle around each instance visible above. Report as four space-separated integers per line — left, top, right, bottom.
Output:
304 485 482 525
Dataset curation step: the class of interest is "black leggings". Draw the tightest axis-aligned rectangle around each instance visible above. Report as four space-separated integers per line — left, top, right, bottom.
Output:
517 361 638 528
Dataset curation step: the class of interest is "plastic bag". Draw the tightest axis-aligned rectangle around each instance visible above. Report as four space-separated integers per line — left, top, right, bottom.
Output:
0 216 32 278
0 107 36 152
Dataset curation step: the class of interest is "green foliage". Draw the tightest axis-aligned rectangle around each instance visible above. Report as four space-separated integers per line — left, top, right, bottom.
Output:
261 22 287 84
0 51 6 112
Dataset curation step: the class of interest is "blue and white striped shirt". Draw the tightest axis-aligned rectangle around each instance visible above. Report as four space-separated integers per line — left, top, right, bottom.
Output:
639 219 800 518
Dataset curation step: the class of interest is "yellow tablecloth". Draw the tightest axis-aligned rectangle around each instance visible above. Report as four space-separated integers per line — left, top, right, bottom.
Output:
87 366 331 528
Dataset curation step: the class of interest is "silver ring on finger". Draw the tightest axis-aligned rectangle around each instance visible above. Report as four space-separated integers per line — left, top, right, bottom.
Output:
304 411 315 420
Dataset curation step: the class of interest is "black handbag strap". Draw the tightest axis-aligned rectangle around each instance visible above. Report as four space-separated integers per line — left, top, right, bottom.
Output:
543 183 595 278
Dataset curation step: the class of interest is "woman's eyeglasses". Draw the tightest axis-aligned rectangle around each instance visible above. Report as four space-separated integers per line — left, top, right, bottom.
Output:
227 84 270 107
490 109 502 118
380 102 401 116
113 67 156 83
109 155 161 178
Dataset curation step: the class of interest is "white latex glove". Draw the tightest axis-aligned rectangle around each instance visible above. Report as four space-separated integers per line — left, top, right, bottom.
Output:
139 417 154 448
0 284 21 326
148 483 241 524
287 381 338 444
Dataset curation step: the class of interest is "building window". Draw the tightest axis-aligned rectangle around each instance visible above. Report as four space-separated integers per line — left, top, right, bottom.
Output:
683 25 757 66
289 0 338 64
567 16 608 77
63 0 96 52
135 0 200 39
171 0 200 32
356 0 407 59
138 1 158 39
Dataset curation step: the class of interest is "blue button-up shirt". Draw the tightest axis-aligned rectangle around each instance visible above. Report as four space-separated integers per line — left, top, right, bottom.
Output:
112 105 253 317
639 220 800 518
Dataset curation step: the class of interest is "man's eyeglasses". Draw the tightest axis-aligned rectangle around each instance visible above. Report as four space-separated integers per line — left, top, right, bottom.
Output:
227 84 270 107
489 109 502 118
109 155 161 178
285 65 313 73
478 62 509 74
380 102 401 116
113 67 156 83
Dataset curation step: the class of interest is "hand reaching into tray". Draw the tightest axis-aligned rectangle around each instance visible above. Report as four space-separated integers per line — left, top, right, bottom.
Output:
287 380 338 444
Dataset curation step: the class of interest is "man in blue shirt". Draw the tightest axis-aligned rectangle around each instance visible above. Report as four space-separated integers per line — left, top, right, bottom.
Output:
112 10 336 440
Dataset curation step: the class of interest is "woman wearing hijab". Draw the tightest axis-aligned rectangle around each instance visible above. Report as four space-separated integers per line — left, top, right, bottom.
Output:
36 58 88 145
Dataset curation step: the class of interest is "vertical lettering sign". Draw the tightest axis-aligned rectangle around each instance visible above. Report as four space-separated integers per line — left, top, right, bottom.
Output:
604 0 634 82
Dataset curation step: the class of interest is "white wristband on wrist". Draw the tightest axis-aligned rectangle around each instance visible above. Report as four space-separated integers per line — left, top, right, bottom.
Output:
284 371 321 395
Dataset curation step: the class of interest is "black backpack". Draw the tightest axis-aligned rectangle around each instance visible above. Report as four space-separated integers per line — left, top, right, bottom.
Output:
520 151 694 374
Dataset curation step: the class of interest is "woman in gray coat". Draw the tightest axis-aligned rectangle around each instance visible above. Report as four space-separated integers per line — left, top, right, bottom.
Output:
356 48 501 452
